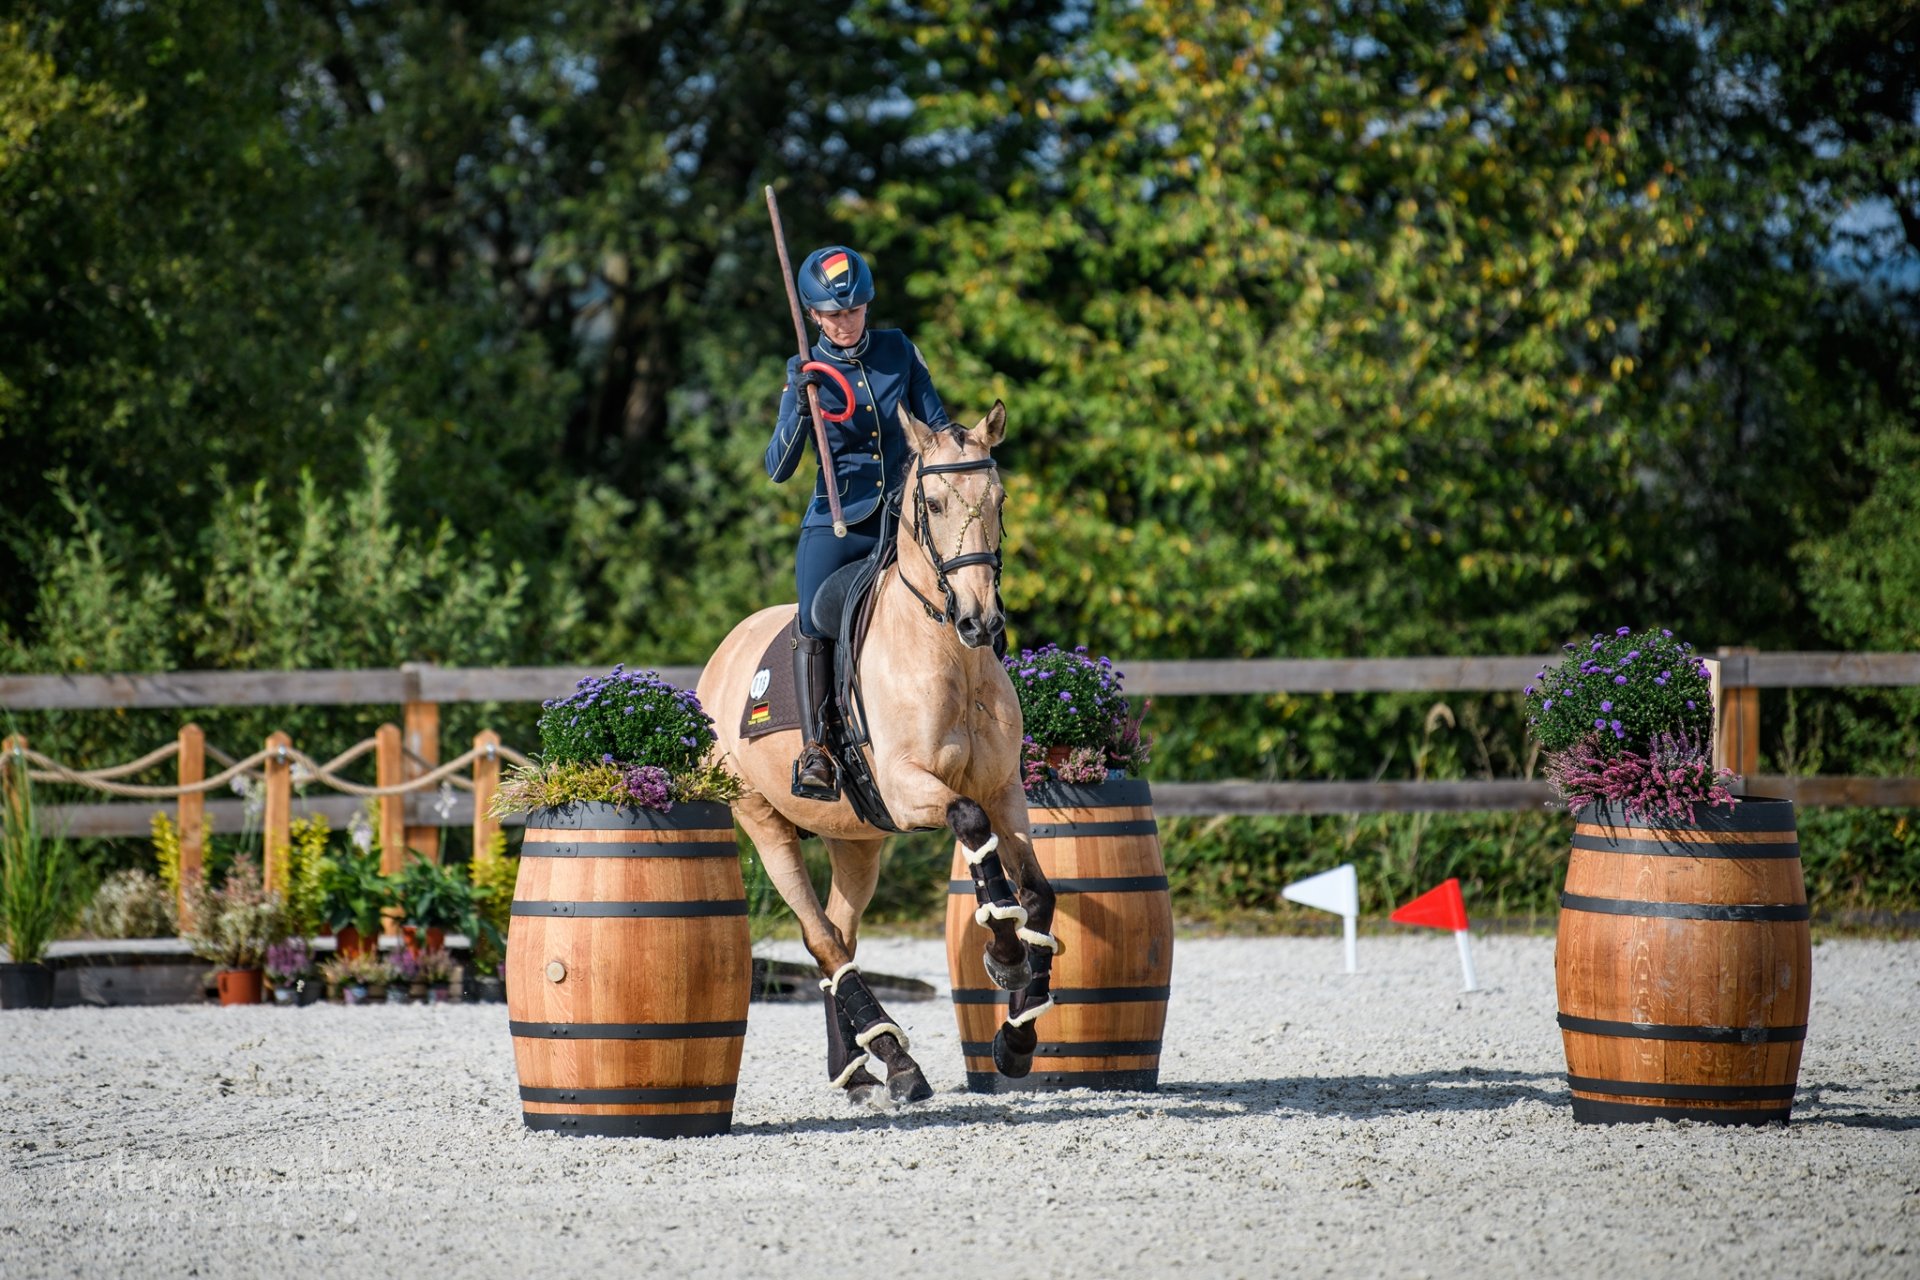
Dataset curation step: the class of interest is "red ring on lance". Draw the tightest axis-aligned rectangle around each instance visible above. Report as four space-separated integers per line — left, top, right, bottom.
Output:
802 361 856 422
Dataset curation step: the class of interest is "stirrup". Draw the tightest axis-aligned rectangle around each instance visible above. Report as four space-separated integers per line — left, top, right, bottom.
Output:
792 744 841 801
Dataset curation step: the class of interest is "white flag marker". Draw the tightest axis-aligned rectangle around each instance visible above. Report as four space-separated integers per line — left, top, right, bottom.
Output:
1282 863 1360 974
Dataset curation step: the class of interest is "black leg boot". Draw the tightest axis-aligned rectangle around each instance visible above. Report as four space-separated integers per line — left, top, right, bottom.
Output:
791 632 840 799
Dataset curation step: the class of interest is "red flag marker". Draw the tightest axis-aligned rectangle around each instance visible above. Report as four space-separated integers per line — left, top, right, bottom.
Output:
1391 878 1479 990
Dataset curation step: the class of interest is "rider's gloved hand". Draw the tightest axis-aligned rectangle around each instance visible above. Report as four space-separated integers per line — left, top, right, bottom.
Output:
787 355 824 393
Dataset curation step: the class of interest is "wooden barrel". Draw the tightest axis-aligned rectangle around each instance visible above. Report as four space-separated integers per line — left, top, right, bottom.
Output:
506 801 750 1138
946 779 1174 1092
1555 796 1811 1125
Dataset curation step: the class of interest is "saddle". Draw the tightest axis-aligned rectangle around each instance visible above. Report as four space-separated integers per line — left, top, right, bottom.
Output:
738 503 913 833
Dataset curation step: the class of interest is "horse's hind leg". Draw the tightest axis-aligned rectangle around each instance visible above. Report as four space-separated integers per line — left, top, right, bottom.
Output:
774 826 929 1105
733 795 897 1101
818 836 889 1102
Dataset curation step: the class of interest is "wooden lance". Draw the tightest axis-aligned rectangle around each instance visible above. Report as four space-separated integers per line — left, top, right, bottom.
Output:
765 185 848 537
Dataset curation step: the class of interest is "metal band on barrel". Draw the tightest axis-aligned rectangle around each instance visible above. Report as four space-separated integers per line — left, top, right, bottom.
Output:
520 840 740 859
951 984 1170 1005
1559 893 1809 922
1565 1076 1796 1103
510 1020 749 1039
947 877 1169 895
1556 1013 1806 1043
511 900 749 918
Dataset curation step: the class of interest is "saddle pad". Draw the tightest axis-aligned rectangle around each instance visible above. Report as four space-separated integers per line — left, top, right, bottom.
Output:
740 613 802 740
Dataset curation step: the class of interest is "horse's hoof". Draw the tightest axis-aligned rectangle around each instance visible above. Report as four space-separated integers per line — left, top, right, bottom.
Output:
982 945 1032 992
844 1064 884 1104
992 1024 1035 1079
886 1063 934 1104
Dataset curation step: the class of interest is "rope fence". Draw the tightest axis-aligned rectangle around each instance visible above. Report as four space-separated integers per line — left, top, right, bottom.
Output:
0 721 532 927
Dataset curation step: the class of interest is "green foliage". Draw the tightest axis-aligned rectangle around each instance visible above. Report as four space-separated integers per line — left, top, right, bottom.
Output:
467 841 517 979
1527 629 1714 754
150 812 185 901
392 855 474 932
79 868 176 939
284 817 330 941
182 858 285 969
317 848 394 939
3 1 1919 913
0 769 81 963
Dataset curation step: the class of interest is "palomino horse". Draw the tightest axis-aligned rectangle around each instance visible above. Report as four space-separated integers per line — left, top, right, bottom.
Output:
697 402 1056 1103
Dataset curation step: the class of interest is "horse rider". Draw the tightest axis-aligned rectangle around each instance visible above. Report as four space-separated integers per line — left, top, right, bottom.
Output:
766 245 951 798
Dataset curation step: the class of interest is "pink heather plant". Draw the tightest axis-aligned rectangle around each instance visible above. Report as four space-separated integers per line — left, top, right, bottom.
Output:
619 764 673 812
1543 729 1738 824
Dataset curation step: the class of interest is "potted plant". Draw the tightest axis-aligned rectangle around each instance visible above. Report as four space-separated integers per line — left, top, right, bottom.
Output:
462 839 515 1003
183 860 286 1006
1527 626 1811 1125
318 952 360 1004
488 665 749 1136
946 644 1172 1094
318 847 393 959
416 947 457 1002
391 945 423 1001
79 868 178 940
359 952 399 1004
265 939 313 1006
392 855 474 954
0 769 82 1010
1007 644 1153 788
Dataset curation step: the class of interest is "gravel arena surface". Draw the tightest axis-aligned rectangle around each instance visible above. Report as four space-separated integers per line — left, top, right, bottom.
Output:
3 936 1916 1279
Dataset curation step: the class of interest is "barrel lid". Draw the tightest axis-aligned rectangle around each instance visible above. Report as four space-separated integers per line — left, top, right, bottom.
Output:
1024 778 1153 810
527 799 736 831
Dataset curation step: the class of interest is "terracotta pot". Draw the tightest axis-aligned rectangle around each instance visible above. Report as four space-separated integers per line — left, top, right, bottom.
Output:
215 968 264 1006
403 925 446 953
1044 744 1072 768
335 927 376 960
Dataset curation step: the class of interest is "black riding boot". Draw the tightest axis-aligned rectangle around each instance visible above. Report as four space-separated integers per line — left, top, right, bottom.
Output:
792 632 839 797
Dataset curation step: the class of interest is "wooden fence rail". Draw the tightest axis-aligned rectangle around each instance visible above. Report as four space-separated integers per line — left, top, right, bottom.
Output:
5 650 1917 842
5 651 1920 710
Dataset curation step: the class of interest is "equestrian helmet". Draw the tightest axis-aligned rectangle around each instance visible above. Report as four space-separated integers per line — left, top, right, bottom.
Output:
797 245 875 313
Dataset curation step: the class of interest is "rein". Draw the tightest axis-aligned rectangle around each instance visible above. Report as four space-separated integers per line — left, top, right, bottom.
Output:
898 450 1002 627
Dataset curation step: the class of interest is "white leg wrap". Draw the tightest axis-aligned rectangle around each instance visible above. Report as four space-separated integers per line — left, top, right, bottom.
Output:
1005 997 1054 1028
817 961 859 996
1015 927 1061 953
974 900 1029 927
959 834 1000 865
853 1021 909 1053
829 1052 872 1090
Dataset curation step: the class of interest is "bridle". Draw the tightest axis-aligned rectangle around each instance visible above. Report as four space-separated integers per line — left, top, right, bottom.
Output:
898 446 1002 627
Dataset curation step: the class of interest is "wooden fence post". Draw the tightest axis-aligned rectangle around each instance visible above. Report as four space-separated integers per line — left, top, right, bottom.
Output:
177 723 205 926
472 728 501 864
1 733 26 842
1715 646 1761 780
263 731 291 894
376 722 406 939
401 661 440 864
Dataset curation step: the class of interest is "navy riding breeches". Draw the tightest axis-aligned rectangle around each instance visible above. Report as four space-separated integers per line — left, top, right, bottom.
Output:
795 507 884 639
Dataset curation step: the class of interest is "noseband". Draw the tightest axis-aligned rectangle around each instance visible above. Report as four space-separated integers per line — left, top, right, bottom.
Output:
900 452 1002 627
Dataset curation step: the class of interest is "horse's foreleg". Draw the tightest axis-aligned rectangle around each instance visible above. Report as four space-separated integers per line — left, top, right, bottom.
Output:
982 782 1059 1080
947 795 1034 993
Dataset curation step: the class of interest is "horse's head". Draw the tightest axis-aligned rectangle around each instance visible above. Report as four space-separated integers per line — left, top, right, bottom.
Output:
898 401 1007 650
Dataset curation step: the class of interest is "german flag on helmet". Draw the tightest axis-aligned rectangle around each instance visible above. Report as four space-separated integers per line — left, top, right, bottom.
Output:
798 245 875 313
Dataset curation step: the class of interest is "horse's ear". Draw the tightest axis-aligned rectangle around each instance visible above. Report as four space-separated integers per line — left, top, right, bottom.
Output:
898 404 940 455
969 400 1006 449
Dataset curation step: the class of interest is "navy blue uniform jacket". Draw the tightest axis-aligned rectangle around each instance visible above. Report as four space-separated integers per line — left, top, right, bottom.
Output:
765 328 950 528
